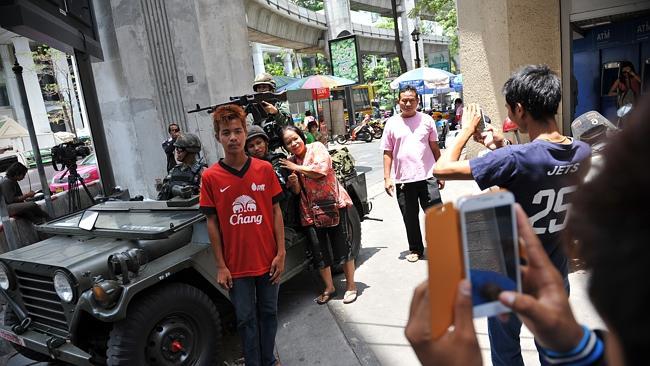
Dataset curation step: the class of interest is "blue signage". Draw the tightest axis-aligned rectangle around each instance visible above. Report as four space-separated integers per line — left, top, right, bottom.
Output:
635 18 650 41
399 80 433 94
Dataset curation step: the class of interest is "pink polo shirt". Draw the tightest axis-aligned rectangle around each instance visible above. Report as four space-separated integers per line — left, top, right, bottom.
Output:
380 112 438 184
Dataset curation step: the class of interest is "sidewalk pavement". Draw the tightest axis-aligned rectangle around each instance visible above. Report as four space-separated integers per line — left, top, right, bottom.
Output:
284 179 605 365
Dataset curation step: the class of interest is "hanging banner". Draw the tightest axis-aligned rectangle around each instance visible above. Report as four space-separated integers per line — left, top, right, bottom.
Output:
311 88 331 100
328 35 361 84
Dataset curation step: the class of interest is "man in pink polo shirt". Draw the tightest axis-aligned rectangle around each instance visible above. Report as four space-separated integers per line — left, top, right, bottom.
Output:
381 85 445 262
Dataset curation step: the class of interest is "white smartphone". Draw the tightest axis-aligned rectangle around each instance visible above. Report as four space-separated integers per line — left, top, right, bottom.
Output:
457 191 521 318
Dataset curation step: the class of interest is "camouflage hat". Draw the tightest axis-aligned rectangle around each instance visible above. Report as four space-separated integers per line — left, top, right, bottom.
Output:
253 72 276 92
246 125 269 143
174 133 202 153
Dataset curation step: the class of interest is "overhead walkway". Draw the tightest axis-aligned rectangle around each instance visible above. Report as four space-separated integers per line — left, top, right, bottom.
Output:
349 0 436 21
245 0 448 54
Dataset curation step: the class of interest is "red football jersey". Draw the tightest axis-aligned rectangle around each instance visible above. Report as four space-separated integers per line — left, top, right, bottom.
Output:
199 157 283 278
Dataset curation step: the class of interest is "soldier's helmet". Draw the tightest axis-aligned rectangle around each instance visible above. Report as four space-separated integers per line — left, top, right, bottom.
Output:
253 72 276 92
174 133 202 153
246 125 269 143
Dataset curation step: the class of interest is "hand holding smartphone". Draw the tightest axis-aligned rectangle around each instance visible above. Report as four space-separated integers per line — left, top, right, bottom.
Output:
458 191 520 317
425 191 521 338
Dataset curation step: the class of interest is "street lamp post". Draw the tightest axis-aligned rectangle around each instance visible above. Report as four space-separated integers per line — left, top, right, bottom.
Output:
411 27 421 69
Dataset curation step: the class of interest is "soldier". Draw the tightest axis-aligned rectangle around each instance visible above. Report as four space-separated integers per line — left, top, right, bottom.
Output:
250 72 291 127
157 133 207 200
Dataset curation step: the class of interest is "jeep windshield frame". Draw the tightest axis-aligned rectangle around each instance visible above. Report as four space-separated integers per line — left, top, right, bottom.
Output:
36 202 204 240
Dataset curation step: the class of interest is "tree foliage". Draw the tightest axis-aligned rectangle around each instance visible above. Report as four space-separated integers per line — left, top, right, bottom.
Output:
289 0 323 11
409 0 458 70
362 56 399 108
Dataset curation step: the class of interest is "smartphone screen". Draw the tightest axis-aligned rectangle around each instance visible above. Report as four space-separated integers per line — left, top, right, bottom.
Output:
460 200 519 317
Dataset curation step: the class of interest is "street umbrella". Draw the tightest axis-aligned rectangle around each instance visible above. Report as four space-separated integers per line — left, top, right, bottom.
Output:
273 75 298 90
451 74 463 92
278 74 356 91
389 67 454 90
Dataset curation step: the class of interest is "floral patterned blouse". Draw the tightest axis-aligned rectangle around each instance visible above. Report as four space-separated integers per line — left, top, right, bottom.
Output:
290 142 352 227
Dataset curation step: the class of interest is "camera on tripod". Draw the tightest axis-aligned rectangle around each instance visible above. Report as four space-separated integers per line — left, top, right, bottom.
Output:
51 139 91 171
50 139 95 212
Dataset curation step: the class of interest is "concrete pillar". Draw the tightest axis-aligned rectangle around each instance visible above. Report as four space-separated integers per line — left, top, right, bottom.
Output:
283 52 293 76
457 0 562 151
11 37 50 133
90 0 252 199
400 0 423 70
295 53 304 76
51 49 84 132
251 42 266 76
324 0 353 39
0 45 27 126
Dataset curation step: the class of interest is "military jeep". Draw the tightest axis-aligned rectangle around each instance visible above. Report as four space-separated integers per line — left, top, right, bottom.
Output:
0 172 370 365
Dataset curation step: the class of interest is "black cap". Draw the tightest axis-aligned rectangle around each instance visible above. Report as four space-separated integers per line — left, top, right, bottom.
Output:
246 125 269 143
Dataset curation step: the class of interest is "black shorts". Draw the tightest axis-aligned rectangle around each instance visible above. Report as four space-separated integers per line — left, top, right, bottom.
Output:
307 208 352 269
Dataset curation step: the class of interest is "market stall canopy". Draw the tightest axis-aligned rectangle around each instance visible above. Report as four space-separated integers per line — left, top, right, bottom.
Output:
451 74 463 92
389 67 454 90
273 76 298 90
278 74 356 91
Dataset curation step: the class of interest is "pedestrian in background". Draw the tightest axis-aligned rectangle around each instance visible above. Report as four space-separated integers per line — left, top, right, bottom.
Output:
0 162 50 224
280 126 358 305
433 65 591 365
380 85 444 263
162 123 180 172
200 104 285 366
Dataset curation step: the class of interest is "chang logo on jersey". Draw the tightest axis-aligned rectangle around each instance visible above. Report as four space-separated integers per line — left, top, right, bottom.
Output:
230 195 263 225
251 183 266 192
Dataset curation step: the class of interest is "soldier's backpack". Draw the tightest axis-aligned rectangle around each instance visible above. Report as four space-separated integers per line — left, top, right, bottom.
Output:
329 147 356 182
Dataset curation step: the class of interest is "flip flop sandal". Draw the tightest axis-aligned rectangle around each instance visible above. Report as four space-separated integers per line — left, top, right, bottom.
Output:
343 290 358 304
406 253 420 262
315 290 337 305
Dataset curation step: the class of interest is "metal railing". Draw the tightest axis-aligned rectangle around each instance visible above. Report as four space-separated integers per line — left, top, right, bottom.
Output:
261 0 327 27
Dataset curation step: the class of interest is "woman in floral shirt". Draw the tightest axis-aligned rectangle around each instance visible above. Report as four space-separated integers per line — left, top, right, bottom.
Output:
280 125 358 305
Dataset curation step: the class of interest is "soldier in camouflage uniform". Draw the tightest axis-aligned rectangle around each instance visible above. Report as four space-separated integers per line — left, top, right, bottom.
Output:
250 72 291 127
157 133 207 200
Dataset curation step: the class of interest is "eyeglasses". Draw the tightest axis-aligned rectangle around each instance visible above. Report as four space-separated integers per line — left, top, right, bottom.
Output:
175 147 186 152
170 128 180 133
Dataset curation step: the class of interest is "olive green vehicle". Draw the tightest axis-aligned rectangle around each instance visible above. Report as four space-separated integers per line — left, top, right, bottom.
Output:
0 174 371 365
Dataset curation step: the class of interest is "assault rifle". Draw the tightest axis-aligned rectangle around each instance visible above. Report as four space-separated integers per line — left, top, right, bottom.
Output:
188 91 289 150
187 91 287 124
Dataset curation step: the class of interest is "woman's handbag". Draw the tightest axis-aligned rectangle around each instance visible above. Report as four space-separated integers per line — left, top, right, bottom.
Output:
301 177 341 228
309 199 340 228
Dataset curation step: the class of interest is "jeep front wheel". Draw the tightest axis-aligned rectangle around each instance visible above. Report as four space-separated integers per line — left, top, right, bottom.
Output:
106 283 221 366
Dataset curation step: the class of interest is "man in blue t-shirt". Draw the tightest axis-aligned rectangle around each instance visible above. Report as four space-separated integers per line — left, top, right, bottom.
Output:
433 65 591 366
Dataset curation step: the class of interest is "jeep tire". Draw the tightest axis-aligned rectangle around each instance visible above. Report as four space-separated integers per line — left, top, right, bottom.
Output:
3 308 52 362
106 282 221 366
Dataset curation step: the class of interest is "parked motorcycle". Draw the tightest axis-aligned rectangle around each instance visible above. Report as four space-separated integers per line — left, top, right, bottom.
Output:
335 124 374 144
368 119 384 139
571 110 620 182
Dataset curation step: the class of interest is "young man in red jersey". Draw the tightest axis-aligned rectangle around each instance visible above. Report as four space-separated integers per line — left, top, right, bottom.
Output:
200 104 285 366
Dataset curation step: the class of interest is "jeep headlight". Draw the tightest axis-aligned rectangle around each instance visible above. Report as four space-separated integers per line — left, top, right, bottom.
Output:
53 271 75 303
0 263 12 290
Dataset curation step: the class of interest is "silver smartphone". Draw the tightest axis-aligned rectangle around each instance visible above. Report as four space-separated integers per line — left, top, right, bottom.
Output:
457 191 521 318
